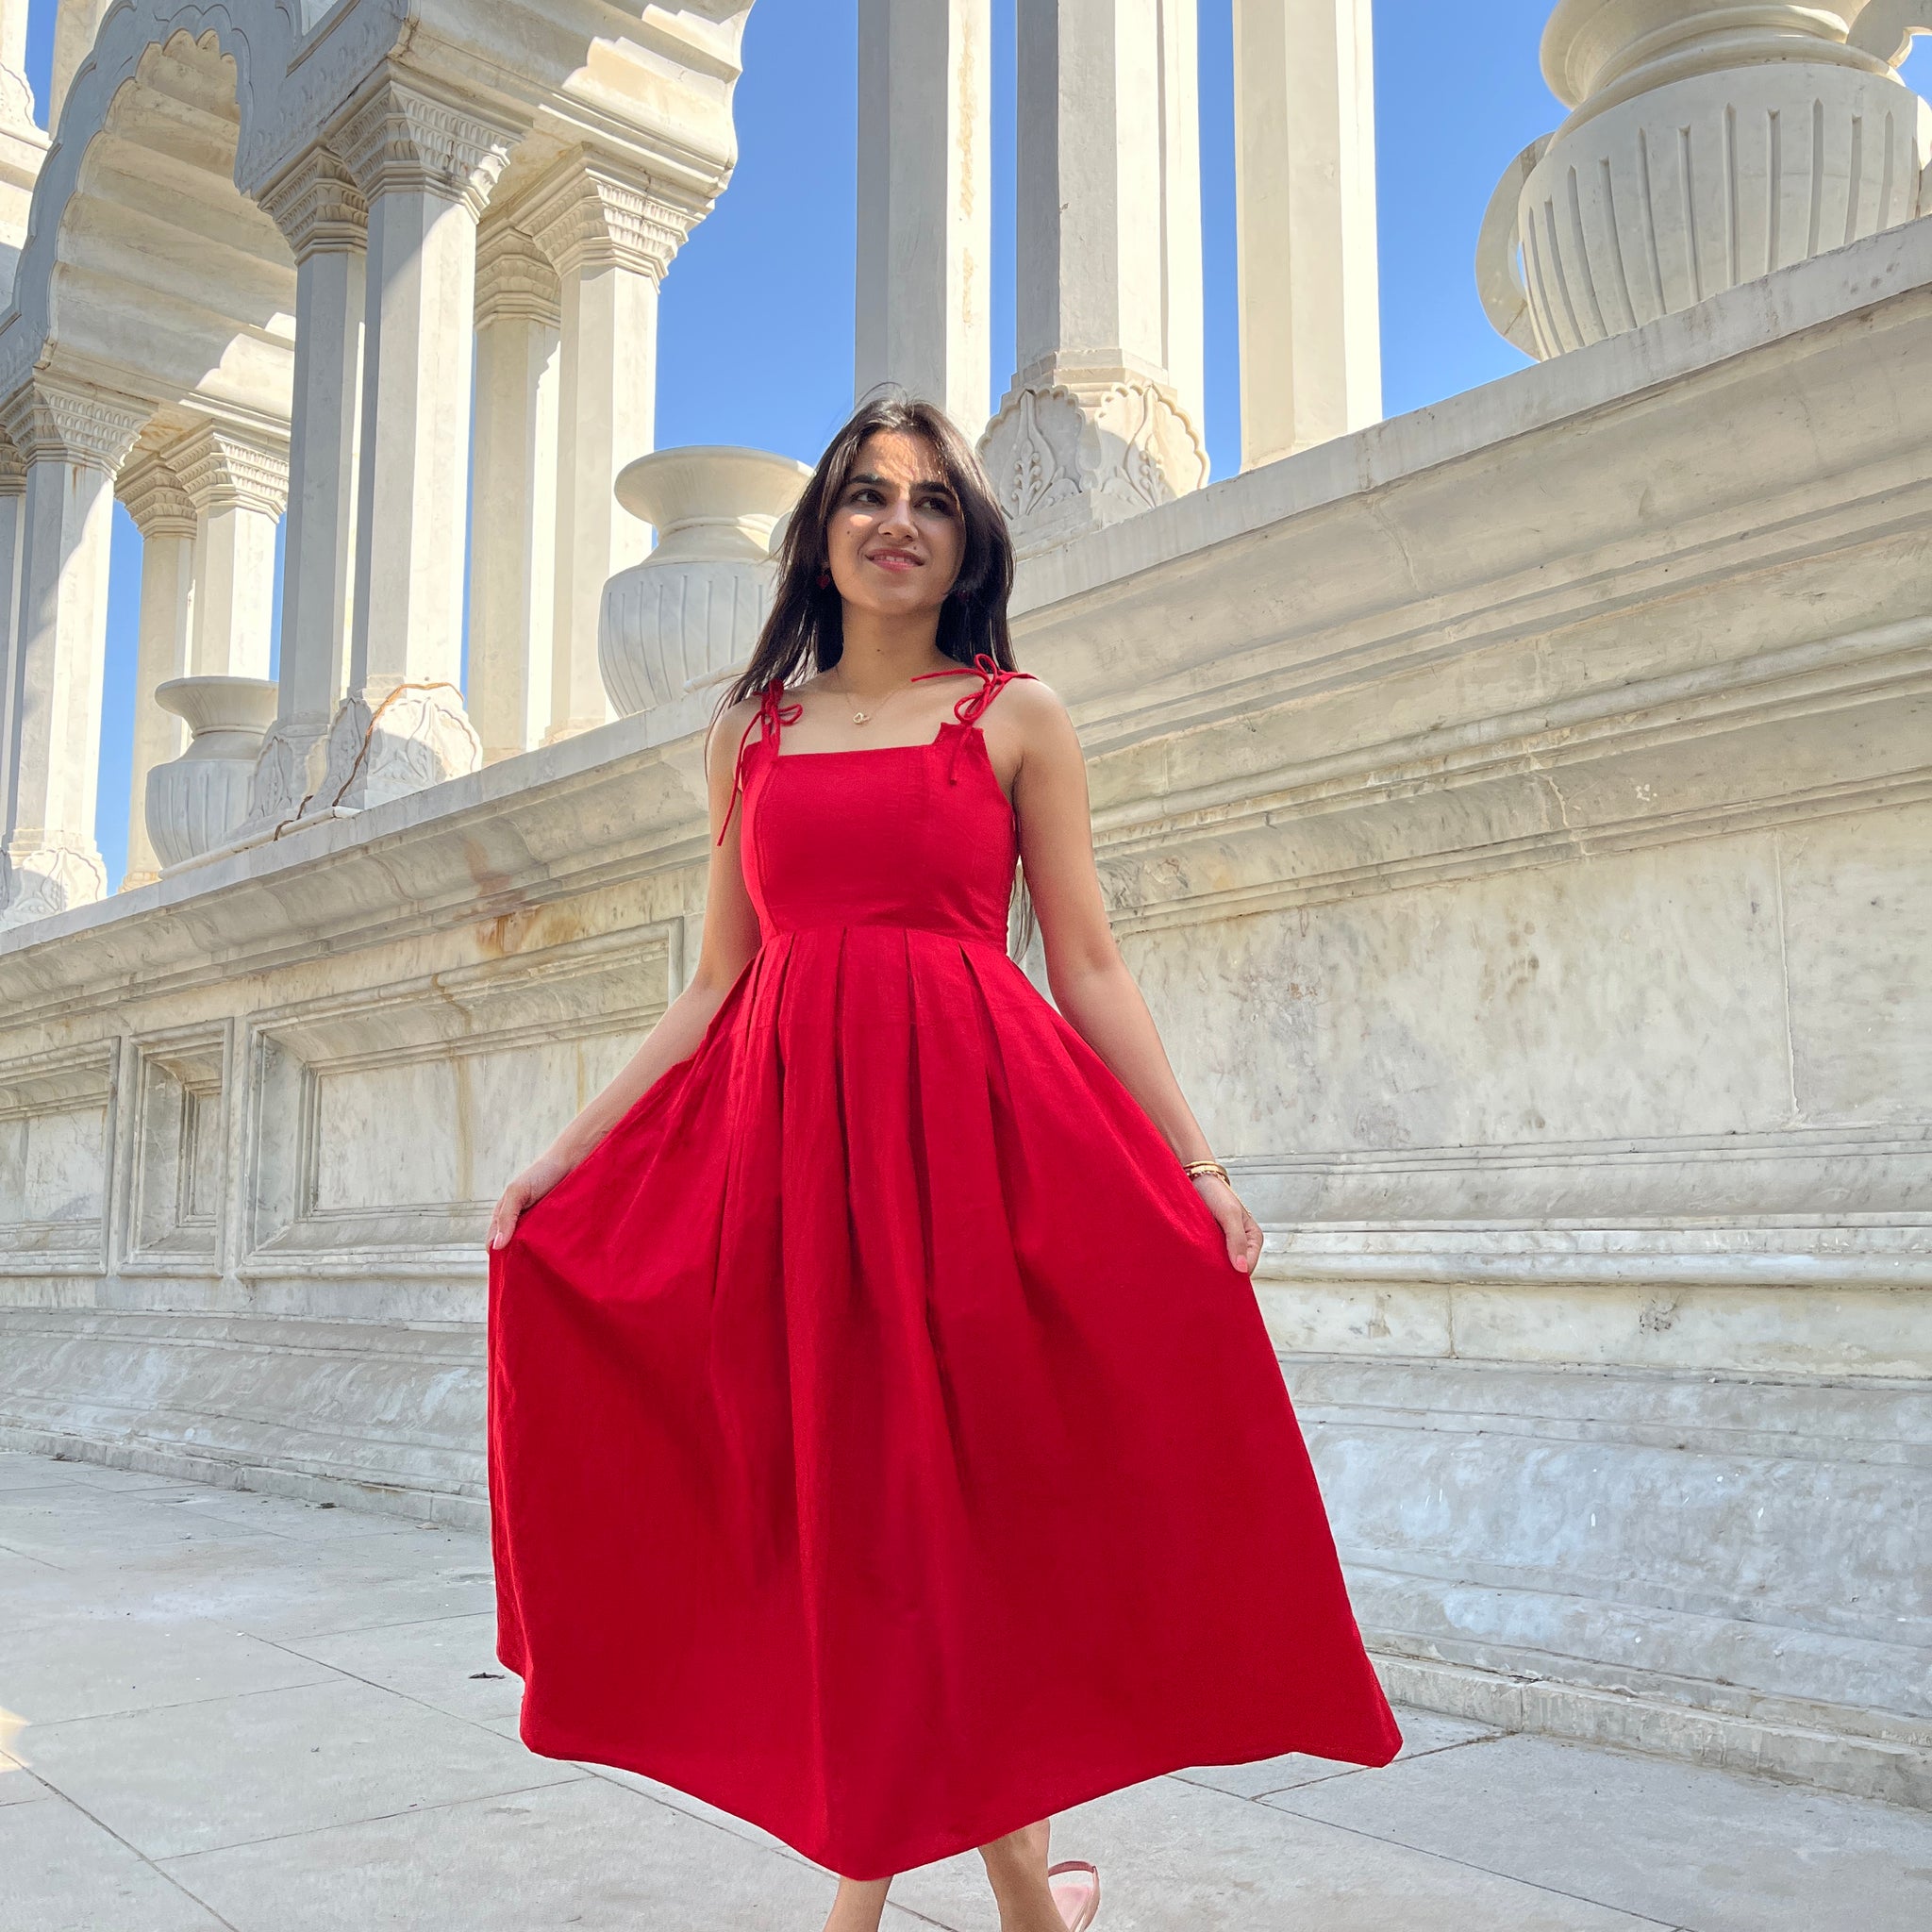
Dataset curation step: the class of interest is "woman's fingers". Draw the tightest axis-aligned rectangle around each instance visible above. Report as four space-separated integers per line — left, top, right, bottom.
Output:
488 1182 528 1251
1236 1204 1262 1274
1191 1174 1261 1274
1223 1197 1258 1273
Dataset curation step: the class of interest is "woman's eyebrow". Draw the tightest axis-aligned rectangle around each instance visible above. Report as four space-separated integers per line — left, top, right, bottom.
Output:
845 470 956 495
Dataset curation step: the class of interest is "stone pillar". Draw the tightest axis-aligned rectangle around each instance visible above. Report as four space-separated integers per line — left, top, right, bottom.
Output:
321 81 515 810
469 223 559 765
855 0 992 436
0 0 33 129
248 148 366 830
0 380 145 925
115 451 196 890
526 154 691 746
48 0 110 135
173 425 289 679
979 0 1208 556
0 0 48 302
0 436 24 883
1232 0 1380 468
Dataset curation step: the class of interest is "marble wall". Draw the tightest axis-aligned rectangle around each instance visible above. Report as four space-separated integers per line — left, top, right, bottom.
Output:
2 210 1928 1808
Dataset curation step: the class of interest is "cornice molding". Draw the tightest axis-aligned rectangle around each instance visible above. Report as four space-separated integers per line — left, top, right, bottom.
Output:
257 146 369 261
334 77 518 220
517 151 695 281
170 424 292 521
475 222 561 329
116 449 198 538
0 382 148 473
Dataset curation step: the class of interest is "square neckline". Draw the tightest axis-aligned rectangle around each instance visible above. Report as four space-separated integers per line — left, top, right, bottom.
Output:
764 719 1015 809
769 720 964 759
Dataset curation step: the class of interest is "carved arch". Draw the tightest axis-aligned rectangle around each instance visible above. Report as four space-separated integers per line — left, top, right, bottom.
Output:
0 9 304 421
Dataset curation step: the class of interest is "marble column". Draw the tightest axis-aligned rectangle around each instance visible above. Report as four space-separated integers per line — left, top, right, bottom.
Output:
173 424 289 679
979 0 1208 556
526 154 691 746
0 380 145 924
0 0 48 300
247 147 366 830
855 0 992 436
0 435 24 887
48 0 109 135
0 0 28 118
115 450 196 890
469 223 559 765
320 81 515 810
1232 0 1380 468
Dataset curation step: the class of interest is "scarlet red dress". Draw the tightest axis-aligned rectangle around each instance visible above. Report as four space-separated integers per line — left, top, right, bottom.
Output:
487 655 1400 1880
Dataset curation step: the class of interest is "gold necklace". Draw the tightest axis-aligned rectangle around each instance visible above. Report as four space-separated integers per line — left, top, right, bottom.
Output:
828 670 916 726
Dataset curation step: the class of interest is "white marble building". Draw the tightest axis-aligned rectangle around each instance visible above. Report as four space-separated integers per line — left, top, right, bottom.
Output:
0 0 1928 1817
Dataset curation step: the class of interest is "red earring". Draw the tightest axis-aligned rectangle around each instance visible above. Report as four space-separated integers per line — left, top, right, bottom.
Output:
817 567 832 588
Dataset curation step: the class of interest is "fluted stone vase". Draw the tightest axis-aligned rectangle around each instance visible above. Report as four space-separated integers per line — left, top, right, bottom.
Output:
1478 1 1932 358
598 446 813 716
145 675 279 868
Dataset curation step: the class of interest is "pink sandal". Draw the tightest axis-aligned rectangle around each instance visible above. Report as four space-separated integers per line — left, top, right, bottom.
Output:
1048 1858 1101 1931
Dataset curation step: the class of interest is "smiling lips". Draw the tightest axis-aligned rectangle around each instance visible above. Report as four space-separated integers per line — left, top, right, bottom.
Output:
867 549 922 570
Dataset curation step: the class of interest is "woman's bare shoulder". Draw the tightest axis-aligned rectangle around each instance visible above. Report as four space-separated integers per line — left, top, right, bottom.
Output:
1000 670 1076 745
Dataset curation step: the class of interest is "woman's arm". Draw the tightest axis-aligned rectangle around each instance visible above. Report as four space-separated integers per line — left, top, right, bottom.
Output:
487 698 768 1251
999 681 1263 1274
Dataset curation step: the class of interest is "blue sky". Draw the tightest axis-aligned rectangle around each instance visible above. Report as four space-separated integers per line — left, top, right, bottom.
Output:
12 3 1928 888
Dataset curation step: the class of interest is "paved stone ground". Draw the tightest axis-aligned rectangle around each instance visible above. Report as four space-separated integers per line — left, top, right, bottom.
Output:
3 1447 1928 1932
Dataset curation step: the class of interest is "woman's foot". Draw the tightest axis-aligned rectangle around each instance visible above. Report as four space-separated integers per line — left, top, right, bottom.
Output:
979 1819 1096 1932
1047 1860 1100 1931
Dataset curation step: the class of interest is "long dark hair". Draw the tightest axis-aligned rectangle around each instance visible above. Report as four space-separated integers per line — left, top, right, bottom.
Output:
722 391 1017 710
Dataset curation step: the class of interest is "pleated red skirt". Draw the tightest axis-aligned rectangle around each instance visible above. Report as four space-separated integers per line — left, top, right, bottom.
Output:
488 662 1400 1879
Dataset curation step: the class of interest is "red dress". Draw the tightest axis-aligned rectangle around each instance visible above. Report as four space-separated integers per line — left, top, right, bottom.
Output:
487 654 1400 1880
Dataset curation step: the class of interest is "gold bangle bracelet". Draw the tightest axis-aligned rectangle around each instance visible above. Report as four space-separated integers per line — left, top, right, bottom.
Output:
1181 1158 1230 1186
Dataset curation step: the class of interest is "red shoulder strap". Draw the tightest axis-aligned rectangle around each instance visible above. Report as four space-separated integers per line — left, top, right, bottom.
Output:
910 652 1038 784
716 680 802 846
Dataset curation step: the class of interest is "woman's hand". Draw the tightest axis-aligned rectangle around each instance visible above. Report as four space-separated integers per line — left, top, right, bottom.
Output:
487 1149 580 1253
1193 1172 1263 1274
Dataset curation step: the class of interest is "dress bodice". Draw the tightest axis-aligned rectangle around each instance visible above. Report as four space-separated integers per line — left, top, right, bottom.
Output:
719 654 1034 950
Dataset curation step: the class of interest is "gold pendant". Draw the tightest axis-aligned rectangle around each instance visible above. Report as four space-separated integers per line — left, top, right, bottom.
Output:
852 710 869 724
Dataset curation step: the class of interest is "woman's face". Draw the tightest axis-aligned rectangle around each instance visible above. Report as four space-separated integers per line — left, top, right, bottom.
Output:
824 430 965 622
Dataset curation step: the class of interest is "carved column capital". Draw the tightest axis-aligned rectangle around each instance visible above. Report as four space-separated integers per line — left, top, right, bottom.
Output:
0 834 107 929
315 680 483 813
0 379 147 473
171 423 291 522
522 152 696 281
975 369 1208 558
116 447 198 538
258 146 368 261
475 222 561 330
0 428 24 496
334 78 518 220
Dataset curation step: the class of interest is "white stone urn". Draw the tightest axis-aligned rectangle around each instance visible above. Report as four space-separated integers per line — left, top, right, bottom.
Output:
598 446 813 715
1478 2 1932 358
145 675 279 868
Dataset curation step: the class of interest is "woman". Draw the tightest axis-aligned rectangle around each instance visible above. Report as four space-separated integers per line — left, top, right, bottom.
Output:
486 394 1400 1932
